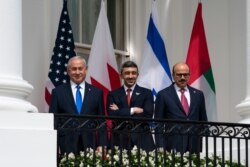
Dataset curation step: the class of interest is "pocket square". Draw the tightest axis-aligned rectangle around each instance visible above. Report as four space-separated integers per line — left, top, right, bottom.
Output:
136 92 140 96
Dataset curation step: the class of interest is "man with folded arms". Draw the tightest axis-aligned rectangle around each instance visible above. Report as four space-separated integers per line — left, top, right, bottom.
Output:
107 61 155 151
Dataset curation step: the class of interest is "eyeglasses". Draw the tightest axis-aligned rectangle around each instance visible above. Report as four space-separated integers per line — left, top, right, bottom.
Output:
175 73 190 78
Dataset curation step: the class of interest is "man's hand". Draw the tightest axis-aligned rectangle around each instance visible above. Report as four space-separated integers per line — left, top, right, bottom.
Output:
96 146 107 156
133 107 143 114
109 103 119 110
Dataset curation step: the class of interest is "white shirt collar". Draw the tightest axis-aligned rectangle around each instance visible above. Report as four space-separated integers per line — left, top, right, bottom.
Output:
174 84 188 92
124 84 136 92
70 81 85 89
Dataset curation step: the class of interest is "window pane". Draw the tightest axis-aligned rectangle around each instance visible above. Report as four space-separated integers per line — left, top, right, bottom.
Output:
67 0 80 42
107 0 125 50
81 0 101 44
68 0 125 50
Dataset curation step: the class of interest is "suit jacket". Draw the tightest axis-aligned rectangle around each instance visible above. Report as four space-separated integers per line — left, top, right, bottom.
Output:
49 82 107 154
155 83 207 153
107 84 155 151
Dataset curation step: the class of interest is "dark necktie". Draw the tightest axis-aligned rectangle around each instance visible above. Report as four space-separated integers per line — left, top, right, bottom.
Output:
76 85 82 114
127 88 132 106
180 89 189 115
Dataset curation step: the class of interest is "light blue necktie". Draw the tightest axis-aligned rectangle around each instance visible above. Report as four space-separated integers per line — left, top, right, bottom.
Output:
76 85 82 114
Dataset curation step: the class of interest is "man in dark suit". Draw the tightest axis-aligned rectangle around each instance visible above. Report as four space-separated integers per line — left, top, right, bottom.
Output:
49 56 107 154
107 61 155 151
155 62 207 153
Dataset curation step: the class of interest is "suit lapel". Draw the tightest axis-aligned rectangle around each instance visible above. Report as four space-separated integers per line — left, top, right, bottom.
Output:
81 82 92 114
65 84 78 114
170 84 187 115
130 84 141 106
188 86 197 116
118 87 128 107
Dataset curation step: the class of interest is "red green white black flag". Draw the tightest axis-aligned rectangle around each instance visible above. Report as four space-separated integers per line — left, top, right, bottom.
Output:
186 2 217 121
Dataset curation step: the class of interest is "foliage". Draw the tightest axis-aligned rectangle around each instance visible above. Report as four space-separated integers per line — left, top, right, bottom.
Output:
59 147 245 167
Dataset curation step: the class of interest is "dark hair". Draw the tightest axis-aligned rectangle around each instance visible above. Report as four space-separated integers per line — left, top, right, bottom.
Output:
121 61 138 73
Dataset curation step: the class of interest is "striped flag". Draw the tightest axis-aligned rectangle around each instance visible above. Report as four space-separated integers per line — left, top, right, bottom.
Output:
86 0 121 116
45 0 76 112
186 2 217 121
137 1 172 99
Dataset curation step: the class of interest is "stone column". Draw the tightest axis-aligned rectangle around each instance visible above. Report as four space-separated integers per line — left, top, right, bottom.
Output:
236 0 250 123
0 1 56 166
0 0 37 112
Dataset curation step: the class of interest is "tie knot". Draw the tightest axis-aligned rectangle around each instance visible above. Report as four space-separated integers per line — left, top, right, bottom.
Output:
180 89 185 94
76 85 81 90
127 88 132 93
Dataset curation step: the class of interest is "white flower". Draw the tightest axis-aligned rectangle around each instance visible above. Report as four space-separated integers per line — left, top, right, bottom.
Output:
113 154 119 161
131 147 137 154
123 158 129 165
59 147 244 167
80 151 84 156
68 152 75 159
60 157 66 162
175 163 180 167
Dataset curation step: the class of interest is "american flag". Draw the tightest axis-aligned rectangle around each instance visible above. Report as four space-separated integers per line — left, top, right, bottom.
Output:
45 0 76 112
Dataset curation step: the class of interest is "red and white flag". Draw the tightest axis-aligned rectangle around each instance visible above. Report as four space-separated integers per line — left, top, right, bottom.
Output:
86 1 121 116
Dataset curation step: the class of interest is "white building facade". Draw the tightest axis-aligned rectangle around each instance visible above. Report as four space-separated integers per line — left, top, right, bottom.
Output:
0 0 248 166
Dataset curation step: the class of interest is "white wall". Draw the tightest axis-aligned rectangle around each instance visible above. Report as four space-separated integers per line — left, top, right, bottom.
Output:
22 0 246 122
22 0 62 112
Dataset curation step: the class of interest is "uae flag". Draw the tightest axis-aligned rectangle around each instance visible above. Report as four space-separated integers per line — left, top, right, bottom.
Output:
186 3 217 121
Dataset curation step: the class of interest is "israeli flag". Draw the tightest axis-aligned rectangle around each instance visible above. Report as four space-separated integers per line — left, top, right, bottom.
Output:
137 1 172 99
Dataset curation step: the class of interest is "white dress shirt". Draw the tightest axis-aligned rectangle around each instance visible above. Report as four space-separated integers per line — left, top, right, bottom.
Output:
174 84 191 106
70 81 85 103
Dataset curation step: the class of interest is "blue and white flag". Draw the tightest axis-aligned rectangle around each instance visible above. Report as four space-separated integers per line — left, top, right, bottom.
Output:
137 1 172 99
